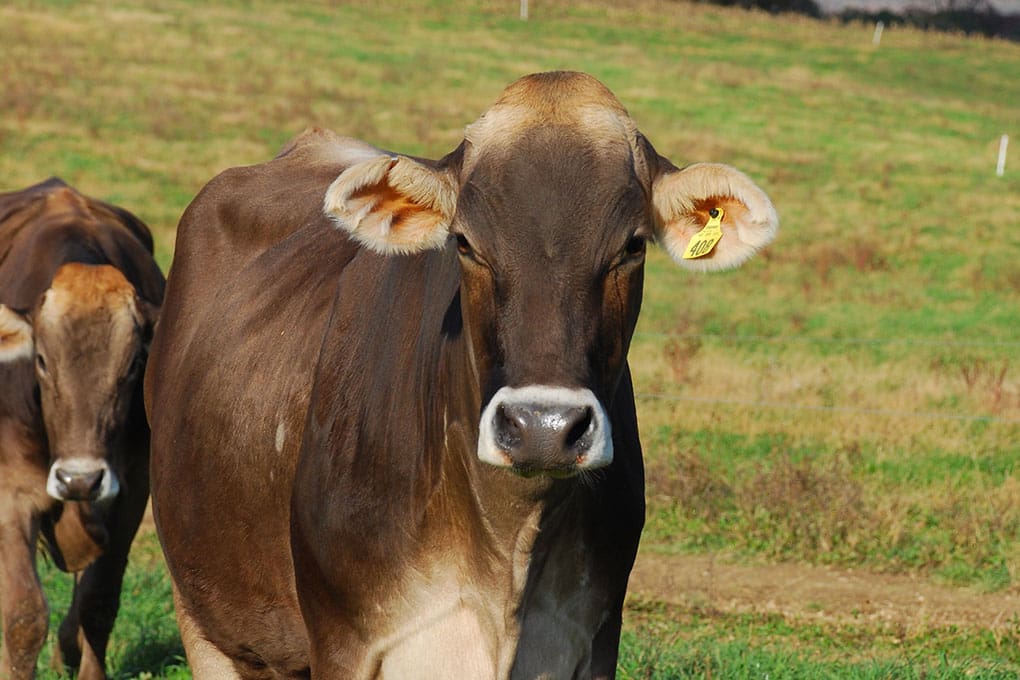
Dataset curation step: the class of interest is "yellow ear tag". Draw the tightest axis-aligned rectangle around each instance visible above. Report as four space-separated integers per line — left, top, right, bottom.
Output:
682 207 725 260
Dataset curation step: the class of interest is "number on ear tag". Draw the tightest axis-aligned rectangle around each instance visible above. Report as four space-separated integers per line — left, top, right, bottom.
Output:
682 208 724 260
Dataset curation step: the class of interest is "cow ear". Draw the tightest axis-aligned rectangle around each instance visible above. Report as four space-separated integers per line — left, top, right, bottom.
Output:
323 155 457 255
652 162 778 272
0 304 34 364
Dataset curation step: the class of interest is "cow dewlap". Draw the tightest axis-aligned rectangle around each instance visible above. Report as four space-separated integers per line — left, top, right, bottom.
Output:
0 304 33 363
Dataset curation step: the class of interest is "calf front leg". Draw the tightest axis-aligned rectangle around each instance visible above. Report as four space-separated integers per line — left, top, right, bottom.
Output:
0 516 48 680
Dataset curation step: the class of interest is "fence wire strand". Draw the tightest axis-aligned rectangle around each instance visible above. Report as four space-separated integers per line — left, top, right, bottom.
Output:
633 331 1020 349
635 392 1020 424
630 331 1020 424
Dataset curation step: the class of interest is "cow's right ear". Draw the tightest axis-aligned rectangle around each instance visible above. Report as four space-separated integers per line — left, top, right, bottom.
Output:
0 304 34 364
323 155 457 256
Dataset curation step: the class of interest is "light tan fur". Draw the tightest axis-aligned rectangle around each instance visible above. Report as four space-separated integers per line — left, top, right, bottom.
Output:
366 565 499 680
324 155 457 255
276 128 384 168
173 586 244 680
40 263 137 320
463 73 648 182
652 162 779 272
37 264 140 362
0 305 33 364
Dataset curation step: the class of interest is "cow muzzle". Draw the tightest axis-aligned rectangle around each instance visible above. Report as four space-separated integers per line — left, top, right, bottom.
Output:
46 459 120 503
477 385 613 477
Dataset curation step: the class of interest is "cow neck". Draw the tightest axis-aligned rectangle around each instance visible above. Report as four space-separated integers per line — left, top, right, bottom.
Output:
434 293 579 584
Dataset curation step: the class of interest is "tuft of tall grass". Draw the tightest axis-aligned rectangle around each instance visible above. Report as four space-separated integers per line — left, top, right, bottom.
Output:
644 436 1020 588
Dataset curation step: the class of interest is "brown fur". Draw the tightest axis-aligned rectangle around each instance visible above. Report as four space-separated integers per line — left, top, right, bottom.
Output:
148 71 775 680
0 178 164 680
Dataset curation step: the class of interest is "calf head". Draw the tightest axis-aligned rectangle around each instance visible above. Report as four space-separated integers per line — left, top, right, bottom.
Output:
325 71 777 477
5 262 158 503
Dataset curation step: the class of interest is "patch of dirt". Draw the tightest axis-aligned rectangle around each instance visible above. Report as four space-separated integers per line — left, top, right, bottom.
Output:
628 550 1020 630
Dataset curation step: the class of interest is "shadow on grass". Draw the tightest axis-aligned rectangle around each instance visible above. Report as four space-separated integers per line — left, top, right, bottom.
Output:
115 636 188 679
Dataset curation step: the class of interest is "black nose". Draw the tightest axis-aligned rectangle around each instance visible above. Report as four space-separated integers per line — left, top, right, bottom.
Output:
493 401 596 473
54 468 105 501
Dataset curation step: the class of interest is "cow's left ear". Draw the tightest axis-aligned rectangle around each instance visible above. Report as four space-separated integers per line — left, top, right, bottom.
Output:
0 303 34 364
652 162 778 272
323 154 457 255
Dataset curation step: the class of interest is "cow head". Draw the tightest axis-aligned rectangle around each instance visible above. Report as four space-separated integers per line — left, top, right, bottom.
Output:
324 71 777 478
2 263 159 504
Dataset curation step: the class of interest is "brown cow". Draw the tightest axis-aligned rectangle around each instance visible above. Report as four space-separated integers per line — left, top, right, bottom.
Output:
0 178 164 680
146 71 777 679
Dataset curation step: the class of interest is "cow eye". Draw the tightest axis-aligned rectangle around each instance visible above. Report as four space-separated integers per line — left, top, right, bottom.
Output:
455 234 473 257
624 235 646 257
35 353 47 375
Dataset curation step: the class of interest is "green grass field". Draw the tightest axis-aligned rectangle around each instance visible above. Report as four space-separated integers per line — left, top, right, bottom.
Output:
4 0 1020 676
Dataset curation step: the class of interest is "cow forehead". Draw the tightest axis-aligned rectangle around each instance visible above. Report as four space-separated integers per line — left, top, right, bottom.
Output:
38 263 138 331
463 73 645 181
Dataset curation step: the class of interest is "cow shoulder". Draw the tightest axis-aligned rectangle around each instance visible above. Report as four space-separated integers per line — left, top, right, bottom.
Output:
176 128 380 261
151 128 365 412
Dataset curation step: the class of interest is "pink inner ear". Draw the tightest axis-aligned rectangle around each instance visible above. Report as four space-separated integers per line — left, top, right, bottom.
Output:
665 195 751 244
692 196 752 231
344 178 450 254
350 181 420 231
0 306 33 361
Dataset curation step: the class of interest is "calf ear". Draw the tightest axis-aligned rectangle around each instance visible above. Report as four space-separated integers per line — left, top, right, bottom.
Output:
652 162 778 272
0 304 34 363
323 154 457 255
132 298 161 349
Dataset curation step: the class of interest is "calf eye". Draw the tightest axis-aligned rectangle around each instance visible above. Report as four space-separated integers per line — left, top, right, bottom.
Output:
128 354 144 378
35 353 47 375
455 234 473 257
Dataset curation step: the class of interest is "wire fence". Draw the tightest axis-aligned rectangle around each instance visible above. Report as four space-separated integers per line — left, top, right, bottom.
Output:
633 331 1020 349
634 392 1020 424
630 331 1020 424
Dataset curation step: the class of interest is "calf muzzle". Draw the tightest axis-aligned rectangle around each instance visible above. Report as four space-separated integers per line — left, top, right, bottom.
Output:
46 459 120 503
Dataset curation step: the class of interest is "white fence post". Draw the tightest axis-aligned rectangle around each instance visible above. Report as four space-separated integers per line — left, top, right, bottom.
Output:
997 134 1009 177
521 0 528 20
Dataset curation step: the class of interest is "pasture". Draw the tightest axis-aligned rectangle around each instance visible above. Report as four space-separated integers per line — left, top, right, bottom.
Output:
3 0 1020 676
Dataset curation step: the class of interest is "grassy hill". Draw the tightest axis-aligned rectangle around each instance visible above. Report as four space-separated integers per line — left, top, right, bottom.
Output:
3 0 1020 676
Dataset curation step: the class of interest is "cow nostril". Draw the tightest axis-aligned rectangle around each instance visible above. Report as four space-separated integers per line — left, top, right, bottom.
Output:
494 403 526 451
86 469 105 496
56 468 75 488
564 407 594 450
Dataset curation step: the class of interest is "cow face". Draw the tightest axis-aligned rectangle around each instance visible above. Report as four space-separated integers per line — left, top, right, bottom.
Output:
25 263 157 503
325 72 777 478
